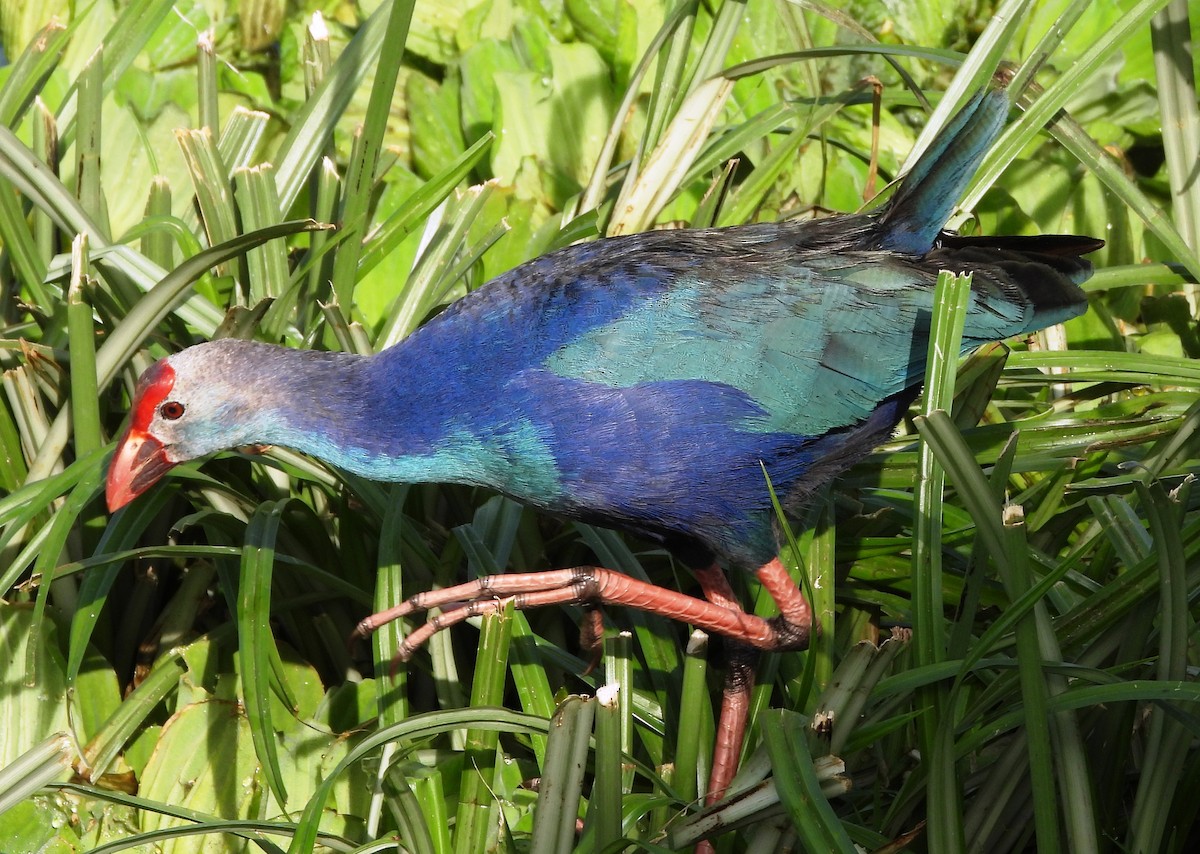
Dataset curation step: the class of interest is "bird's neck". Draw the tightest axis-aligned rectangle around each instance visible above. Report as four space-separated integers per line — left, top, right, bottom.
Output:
255 342 559 497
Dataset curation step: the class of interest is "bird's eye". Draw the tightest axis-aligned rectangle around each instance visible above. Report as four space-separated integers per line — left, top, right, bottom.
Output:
159 401 185 420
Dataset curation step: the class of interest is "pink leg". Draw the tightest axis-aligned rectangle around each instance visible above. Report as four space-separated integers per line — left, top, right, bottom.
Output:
686 562 811 853
354 561 814 660
692 560 818 802
579 607 606 674
691 564 755 806
708 649 755 803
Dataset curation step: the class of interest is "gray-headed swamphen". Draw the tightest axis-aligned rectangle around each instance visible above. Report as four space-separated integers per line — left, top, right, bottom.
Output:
107 85 1100 806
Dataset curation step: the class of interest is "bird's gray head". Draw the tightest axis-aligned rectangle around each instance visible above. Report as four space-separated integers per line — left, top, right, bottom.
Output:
105 339 306 510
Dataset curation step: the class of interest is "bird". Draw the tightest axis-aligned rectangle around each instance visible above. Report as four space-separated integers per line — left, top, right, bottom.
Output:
106 84 1100 810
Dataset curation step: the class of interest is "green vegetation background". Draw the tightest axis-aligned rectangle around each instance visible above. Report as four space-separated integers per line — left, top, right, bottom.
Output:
1 0 1199 852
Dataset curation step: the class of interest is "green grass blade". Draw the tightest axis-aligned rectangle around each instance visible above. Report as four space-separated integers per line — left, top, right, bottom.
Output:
327 0 416 310
233 164 287 307
177 128 238 266
589 682 624 851
81 650 185 780
196 30 218 136
1149 0 1200 310
0 732 75 816
139 177 174 269
271 1 392 212
453 607 513 854
373 487 410 729
1127 481 1192 851
530 695 595 854
66 235 101 457
26 463 103 683
577 0 699 217
803 496 837 705
602 631 635 793
760 710 855 853
674 630 711 807
217 107 271 178
73 46 108 238
0 19 68 128
609 76 732 236
1002 506 1062 853
0 168 46 303
914 271 971 852
238 499 292 810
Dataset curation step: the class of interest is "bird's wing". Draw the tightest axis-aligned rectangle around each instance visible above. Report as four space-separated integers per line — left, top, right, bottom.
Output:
537 252 1040 437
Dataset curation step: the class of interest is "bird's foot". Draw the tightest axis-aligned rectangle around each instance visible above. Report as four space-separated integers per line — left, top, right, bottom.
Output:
352 561 815 663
